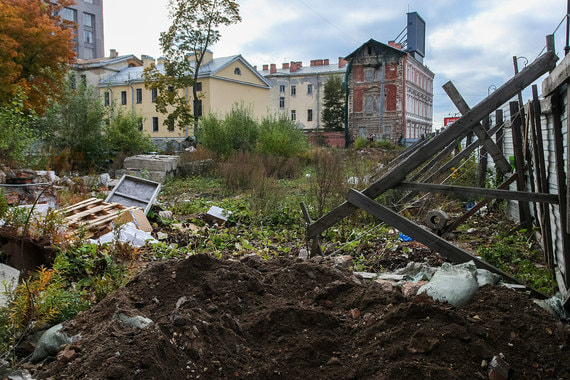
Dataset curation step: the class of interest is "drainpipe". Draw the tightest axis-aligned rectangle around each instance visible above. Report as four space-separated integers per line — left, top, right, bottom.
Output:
185 86 189 138
316 74 320 131
344 58 353 148
128 74 135 113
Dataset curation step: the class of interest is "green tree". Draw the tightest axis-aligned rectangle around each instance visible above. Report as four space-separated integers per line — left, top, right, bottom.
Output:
0 96 35 166
144 0 241 133
322 75 345 131
104 109 155 157
42 79 107 170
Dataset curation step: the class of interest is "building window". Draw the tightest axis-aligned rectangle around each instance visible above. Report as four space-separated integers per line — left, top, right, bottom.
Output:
121 91 127 105
84 30 93 44
168 86 174 92
83 12 94 27
84 47 95 59
234 67 241 75
136 88 142 103
138 120 143 131
364 68 374 82
61 8 77 22
196 82 202 91
307 109 313 121
279 85 285 93
291 110 296 121
104 92 110 106
152 117 159 132
279 97 285 108
307 84 312 94
365 96 373 115
70 74 76 89
151 88 157 102
291 85 296 96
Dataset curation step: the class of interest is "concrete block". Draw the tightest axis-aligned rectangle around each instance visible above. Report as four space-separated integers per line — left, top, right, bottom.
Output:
123 155 179 172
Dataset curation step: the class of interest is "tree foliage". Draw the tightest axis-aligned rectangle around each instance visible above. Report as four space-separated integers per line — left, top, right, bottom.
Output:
144 0 241 131
0 97 35 166
0 0 76 114
322 75 346 131
104 109 155 157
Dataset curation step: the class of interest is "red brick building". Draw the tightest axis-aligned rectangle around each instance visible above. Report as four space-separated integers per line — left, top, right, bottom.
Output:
345 38 434 145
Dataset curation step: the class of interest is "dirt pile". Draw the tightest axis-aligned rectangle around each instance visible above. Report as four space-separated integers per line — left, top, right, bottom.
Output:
30 254 570 379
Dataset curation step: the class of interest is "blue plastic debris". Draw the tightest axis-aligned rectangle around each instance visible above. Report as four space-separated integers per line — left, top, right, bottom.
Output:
399 233 413 242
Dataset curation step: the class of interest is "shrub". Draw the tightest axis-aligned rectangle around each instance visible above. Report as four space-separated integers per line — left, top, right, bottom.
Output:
198 104 259 158
263 155 303 179
104 109 154 157
258 115 309 158
354 136 369 150
374 139 399 150
309 149 347 217
0 100 34 167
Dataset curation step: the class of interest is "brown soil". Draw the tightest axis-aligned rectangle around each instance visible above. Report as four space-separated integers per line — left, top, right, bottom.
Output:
29 254 569 379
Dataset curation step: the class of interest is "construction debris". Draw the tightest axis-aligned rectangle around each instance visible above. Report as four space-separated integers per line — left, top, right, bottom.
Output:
117 155 178 183
105 175 161 214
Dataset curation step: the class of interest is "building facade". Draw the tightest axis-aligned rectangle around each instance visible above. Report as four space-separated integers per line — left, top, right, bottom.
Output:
345 39 434 144
98 52 271 147
60 0 104 59
260 58 347 130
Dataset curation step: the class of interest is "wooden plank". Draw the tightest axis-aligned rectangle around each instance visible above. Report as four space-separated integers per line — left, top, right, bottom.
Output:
531 86 554 268
85 207 138 228
442 81 512 175
477 115 490 187
445 171 521 233
495 110 505 184
63 203 120 223
346 189 546 299
542 45 570 95
395 181 558 204
59 198 103 214
550 91 570 285
307 51 557 238
510 101 532 228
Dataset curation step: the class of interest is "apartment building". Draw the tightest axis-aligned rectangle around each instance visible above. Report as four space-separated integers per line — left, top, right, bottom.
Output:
259 58 347 131
60 0 104 59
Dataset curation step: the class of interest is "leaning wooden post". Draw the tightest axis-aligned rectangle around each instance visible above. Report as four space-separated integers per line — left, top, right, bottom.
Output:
509 101 532 229
300 202 322 256
495 110 505 184
477 115 490 188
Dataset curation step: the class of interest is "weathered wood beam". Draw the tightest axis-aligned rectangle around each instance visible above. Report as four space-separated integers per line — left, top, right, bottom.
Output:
300 202 322 256
346 189 546 299
307 51 557 239
395 181 558 204
477 115 490 187
442 82 512 175
543 45 570 95
510 101 533 228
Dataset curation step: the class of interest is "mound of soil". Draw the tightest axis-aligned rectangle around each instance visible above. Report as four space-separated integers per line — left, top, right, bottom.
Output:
31 254 569 379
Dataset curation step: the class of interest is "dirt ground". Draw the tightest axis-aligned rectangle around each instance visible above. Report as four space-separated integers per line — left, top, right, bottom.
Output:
27 253 570 380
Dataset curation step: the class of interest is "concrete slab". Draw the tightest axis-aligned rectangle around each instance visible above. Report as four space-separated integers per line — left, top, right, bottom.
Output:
0 264 20 307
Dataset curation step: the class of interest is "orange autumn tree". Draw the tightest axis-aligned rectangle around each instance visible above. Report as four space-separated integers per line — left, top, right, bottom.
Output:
0 0 77 114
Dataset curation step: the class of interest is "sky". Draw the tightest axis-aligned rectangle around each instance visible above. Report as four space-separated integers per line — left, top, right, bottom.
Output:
104 0 569 129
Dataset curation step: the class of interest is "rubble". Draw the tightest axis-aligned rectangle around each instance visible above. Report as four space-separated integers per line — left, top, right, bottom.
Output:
117 155 179 183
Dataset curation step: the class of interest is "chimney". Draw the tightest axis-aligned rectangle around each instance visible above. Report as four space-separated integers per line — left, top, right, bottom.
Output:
338 57 348 68
282 62 289 69
310 60 316 67
290 61 302 72
109 49 118 58
263 64 269 71
141 55 155 69
388 41 403 50
310 59 323 66
324 59 329 65
270 63 277 74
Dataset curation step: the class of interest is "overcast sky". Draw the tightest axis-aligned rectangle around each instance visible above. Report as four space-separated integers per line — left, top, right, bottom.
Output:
104 0 568 128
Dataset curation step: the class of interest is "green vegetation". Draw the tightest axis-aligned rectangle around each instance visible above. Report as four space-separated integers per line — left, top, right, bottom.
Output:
322 75 345 131
0 97 35 166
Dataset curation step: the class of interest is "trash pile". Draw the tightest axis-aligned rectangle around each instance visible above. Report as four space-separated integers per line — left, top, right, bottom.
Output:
21 254 570 379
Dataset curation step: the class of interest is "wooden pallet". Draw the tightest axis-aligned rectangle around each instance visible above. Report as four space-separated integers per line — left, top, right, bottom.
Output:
58 198 137 238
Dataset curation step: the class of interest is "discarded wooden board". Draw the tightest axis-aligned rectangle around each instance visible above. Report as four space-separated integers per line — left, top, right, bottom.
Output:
58 198 138 238
105 175 161 215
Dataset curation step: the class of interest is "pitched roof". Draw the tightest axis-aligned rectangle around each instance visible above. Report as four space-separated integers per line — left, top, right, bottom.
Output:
344 39 406 61
99 55 271 88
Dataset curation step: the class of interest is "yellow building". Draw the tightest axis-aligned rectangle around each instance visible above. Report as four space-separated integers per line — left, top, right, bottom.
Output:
98 51 271 147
